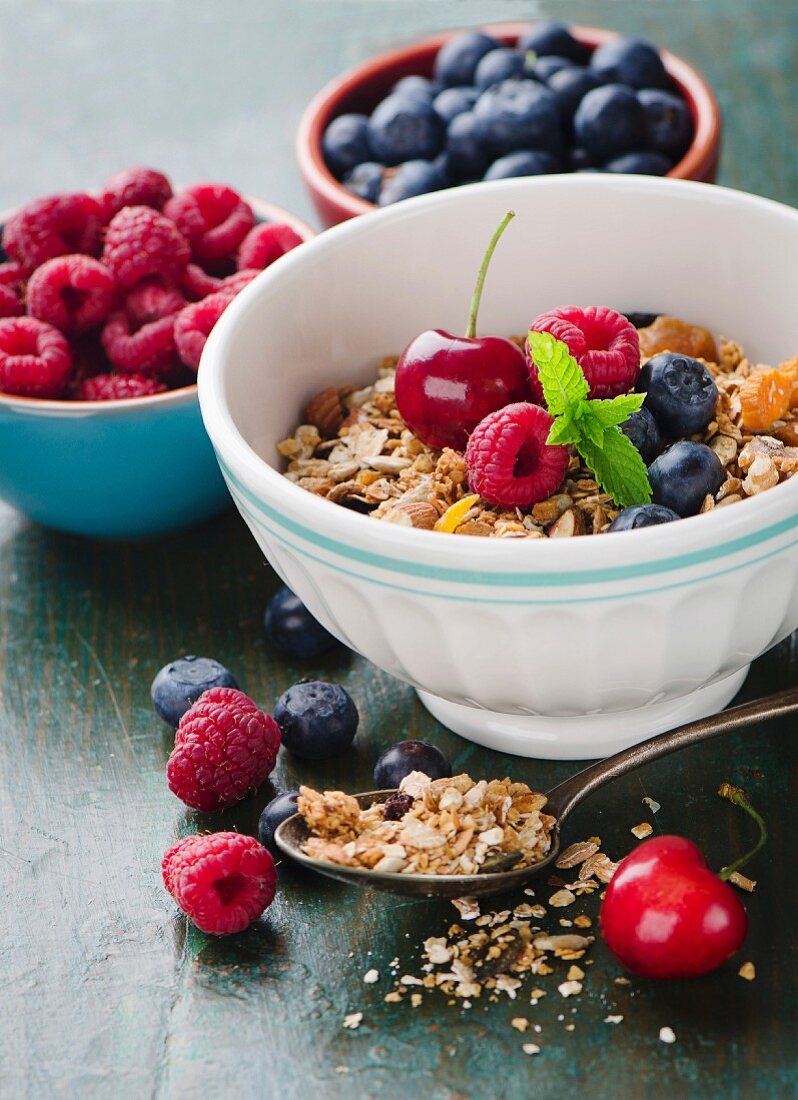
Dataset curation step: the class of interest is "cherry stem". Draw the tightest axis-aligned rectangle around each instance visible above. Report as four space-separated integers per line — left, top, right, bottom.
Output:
465 210 515 340
717 782 768 880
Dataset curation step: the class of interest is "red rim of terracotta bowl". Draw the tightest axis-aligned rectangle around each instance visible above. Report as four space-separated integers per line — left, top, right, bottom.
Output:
0 196 316 411
297 22 722 226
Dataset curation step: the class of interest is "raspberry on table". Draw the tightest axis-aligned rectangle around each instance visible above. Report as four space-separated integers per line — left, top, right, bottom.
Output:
173 287 237 371
0 316 73 398
73 372 167 401
102 205 190 290
0 284 22 319
100 166 173 221
0 261 25 288
162 831 276 935
528 305 640 399
125 278 185 325
237 223 303 271
26 254 117 335
465 401 570 509
101 308 178 376
163 184 255 266
181 264 259 301
166 687 281 812
3 193 104 272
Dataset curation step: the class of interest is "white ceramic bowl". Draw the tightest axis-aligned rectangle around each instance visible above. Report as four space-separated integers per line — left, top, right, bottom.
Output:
199 176 798 759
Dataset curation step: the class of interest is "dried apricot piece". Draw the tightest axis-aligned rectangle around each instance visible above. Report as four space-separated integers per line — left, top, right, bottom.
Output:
777 356 798 406
739 369 791 431
638 316 718 363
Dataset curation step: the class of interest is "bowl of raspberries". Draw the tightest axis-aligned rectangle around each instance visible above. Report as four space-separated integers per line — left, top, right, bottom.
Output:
297 20 721 226
0 166 313 538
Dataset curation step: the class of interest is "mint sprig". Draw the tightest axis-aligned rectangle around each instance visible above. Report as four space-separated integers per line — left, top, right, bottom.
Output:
528 331 652 509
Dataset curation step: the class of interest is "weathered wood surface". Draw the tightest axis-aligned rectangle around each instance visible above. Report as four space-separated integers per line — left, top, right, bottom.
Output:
1 2 797 1098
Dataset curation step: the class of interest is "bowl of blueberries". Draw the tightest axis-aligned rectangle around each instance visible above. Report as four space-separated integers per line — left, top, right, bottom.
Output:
297 20 721 226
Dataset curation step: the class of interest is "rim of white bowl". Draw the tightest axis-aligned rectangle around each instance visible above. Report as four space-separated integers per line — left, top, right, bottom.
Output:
199 175 798 576
0 196 315 415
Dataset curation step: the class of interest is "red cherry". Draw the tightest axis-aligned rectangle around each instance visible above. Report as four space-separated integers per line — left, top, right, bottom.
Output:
395 212 531 451
600 835 748 980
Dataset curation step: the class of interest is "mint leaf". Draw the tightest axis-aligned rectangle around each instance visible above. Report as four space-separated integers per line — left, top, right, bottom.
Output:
588 393 646 429
574 405 606 449
546 412 581 446
579 428 652 509
528 331 589 416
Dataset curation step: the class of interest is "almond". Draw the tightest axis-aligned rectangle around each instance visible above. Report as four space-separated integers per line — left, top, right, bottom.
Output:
383 501 439 529
303 386 344 438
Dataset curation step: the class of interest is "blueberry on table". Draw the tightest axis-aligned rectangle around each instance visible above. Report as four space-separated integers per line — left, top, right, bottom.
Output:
534 55 575 83
445 112 490 179
603 150 673 175
392 74 437 102
590 36 670 90
473 79 562 156
516 21 590 64
648 441 725 517
322 113 373 179
638 352 719 436
150 655 238 727
609 503 680 531
343 161 384 203
434 30 498 87
569 146 596 170
474 48 529 90
378 159 445 204
547 67 603 122
275 681 359 760
620 406 661 465
638 89 693 158
573 84 645 160
624 311 660 329
367 94 443 166
373 740 452 789
258 790 300 850
264 586 340 659
484 149 560 180
433 86 479 124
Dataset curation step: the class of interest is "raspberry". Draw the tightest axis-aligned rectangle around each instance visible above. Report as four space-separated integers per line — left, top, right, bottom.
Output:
101 309 178 376
3 193 103 272
125 278 185 325
73 372 167 401
528 305 641 400
465 402 570 509
100 165 173 220
162 831 276 935
0 261 25 288
164 184 255 266
166 687 280 812
0 316 73 398
237 223 304 271
181 263 224 299
26 254 117 335
173 287 238 371
0 284 22 318
102 205 190 290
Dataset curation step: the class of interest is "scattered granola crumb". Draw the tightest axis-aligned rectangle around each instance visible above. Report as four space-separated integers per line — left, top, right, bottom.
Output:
511 1017 529 1032
564 1023 576 1032
558 980 583 998
659 1026 676 1044
729 871 757 892
631 822 653 839
566 965 585 981
642 797 661 813
384 992 402 1003
363 968 379 984
573 915 592 928
605 1015 624 1024
549 889 576 908
522 1043 541 1056
614 976 631 985
452 896 480 920
559 918 573 927
738 961 756 981
342 1012 363 1030
410 993 423 1007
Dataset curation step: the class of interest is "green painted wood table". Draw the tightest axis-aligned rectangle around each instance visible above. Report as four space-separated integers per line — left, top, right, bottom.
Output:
1 2 797 1097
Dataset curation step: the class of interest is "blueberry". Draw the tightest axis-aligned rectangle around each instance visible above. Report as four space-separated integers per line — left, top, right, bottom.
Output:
534 55 575 83
517 21 590 64
648 442 725 517
608 504 680 531
150 655 238 727
620 407 661 465
590 36 669 90
373 740 452 789
474 48 530 90
569 146 596 171
638 352 719 436
434 30 498 87
322 114 373 179
275 680 359 760
392 75 437 103
258 790 300 851
484 149 560 180
343 161 383 203
604 150 673 175
638 89 693 159
573 84 645 160
367 94 443 166
624 311 660 329
473 79 561 157
264 586 340 660
378 158 445 204
445 112 490 180
433 86 479 125
548 67 603 122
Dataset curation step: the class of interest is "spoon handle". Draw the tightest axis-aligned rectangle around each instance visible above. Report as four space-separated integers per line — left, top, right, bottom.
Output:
545 686 798 823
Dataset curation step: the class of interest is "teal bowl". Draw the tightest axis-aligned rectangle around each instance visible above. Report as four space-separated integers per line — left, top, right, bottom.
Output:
0 197 314 539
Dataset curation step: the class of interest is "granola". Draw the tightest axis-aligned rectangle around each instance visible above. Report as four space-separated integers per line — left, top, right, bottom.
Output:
278 325 798 537
298 771 555 876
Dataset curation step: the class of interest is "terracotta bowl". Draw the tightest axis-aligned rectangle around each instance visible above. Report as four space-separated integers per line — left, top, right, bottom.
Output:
297 22 722 227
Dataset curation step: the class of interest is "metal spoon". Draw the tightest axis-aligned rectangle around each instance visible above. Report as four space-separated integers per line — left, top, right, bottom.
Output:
275 686 798 899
